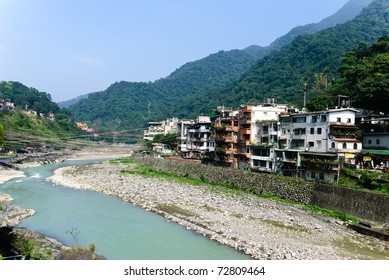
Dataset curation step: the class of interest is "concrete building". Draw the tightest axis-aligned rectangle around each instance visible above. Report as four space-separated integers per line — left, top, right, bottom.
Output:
210 106 238 166
277 108 362 182
183 116 215 159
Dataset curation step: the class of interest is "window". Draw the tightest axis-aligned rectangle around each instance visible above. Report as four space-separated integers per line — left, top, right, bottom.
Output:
347 118 351 123
319 173 325 180
311 172 316 179
317 140 322 148
353 143 358 149
308 141 314 147
368 139 372 144
317 128 322 134
321 115 327 122
337 117 341 123
343 143 347 149
310 128 315 134
331 142 336 149
376 139 381 145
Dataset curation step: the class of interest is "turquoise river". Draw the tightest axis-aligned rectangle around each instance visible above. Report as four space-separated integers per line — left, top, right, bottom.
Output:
0 159 250 260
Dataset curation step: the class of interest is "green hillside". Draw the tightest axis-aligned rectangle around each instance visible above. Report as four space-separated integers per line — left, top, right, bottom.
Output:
0 81 84 151
69 49 264 132
267 0 373 51
67 0 374 133
222 0 389 107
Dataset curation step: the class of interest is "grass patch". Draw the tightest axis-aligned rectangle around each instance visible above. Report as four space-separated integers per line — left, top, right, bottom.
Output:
201 205 219 212
156 204 195 217
303 205 358 222
110 158 136 165
334 236 389 260
250 217 310 233
231 213 244 219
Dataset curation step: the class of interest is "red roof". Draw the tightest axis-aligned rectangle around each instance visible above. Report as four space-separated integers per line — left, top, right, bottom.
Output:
334 138 361 143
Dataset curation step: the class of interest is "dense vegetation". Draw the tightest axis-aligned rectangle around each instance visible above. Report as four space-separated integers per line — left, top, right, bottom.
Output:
67 0 371 133
331 35 389 113
267 0 373 52
0 81 85 151
222 0 389 108
308 35 389 112
68 49 264 134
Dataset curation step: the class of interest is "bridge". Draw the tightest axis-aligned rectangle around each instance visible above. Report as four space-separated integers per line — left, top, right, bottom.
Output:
111 133 143 137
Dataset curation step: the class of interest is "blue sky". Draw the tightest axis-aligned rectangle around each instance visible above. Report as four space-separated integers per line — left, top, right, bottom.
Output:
0 0 349 102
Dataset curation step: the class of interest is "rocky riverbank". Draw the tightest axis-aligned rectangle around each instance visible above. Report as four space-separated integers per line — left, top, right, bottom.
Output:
48 160 389 260
0 145 132 259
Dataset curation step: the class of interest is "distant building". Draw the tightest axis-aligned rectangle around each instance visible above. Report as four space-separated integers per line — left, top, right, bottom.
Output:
0 99 15 110
143 121 164 141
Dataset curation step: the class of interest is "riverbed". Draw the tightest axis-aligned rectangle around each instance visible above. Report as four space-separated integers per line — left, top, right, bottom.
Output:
0 159 250 260
49 159 389 260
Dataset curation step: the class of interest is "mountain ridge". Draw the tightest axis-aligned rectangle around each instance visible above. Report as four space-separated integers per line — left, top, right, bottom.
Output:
65 0 377 133
60 0 369 110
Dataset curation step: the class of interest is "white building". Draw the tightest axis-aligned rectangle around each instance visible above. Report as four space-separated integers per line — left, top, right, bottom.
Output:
177 119 195 155
184 116 215 159
248 102 288 172
277 108 362 182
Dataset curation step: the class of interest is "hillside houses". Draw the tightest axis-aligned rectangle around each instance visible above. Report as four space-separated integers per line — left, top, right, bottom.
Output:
143 99 388 183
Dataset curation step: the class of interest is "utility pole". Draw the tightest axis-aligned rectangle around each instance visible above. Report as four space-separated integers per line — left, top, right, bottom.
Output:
148 99 151 118
302 76 308 111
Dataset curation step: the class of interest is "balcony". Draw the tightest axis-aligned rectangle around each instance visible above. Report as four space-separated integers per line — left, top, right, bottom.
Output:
240 128 251 135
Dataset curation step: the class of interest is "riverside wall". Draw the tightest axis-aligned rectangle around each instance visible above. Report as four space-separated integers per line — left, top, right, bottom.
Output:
131 155 389 224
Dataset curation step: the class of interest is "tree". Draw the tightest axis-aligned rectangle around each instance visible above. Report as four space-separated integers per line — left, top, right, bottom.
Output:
153 134 178 150
329 35 389 113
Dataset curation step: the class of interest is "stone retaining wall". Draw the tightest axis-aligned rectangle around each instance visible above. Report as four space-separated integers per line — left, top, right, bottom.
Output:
132 155 314 204
131 155 389 223
311 184 389 224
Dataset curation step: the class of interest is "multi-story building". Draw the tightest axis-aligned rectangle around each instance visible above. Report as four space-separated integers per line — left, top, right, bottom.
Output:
176 119 195 155
249 102 288 172
143 121 164 141
144 117 180 141
236 105 253 169
358 114 389 170
183 116 215 159
277 108 362 182
210 106 238 166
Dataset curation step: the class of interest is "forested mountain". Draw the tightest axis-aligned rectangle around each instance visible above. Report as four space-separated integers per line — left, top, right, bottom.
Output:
69 49 267 132
267 0 373 51
222 0 389 108
0 81 79 134
58 92 93 108
67 0 374 132
0 81 60 114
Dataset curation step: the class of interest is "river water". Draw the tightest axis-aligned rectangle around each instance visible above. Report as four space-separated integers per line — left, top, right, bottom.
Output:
0 159 250 260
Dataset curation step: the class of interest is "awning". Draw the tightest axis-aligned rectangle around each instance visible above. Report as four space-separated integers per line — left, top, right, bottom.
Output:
360 149 389 156
300 152 338 157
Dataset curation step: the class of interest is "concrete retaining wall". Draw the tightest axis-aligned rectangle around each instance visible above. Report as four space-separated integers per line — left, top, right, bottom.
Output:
311 184 389 224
